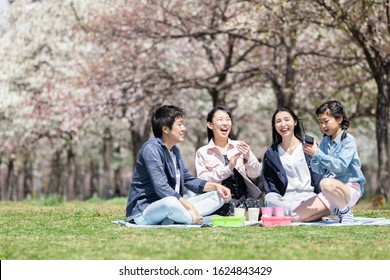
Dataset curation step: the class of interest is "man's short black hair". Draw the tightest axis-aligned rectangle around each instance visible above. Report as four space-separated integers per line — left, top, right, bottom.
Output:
151 105 185 138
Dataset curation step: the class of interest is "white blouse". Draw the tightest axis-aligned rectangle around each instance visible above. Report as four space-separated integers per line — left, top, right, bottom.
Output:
278 143 314 195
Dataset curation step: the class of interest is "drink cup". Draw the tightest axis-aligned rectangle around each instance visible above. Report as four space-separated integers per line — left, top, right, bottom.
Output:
234 207 245 217
248 208 260 223
261 207 272 217
274 206 285 217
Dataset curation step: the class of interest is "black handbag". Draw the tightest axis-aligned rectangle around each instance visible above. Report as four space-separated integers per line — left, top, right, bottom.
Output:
213 168 247 216
221 168 247 200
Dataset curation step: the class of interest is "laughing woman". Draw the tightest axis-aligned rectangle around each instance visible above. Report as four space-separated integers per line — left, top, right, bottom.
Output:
195 104 262 215
262 106 328 220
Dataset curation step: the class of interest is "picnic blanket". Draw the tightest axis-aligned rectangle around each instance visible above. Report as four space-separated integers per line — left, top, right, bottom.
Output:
112 215 216 228
112 220 204 228
112 216 390 228
290 217 390 226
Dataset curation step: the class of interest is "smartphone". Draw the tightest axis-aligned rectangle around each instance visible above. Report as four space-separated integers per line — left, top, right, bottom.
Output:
304 135 314 145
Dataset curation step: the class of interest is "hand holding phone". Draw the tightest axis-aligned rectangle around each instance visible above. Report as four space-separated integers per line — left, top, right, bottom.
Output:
304 135 314 145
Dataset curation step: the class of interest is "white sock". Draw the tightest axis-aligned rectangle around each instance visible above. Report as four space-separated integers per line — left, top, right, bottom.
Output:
339 206 349 213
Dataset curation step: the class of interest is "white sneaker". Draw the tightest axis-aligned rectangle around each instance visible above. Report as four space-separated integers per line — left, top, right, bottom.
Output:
338 207 354 224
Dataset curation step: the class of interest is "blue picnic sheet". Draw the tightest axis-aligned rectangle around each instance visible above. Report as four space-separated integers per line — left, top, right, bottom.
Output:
112 216 390 228
290 217 390 226
112 220 206 228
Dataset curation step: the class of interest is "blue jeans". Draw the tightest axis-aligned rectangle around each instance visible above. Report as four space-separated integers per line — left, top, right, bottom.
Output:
134 191 225 225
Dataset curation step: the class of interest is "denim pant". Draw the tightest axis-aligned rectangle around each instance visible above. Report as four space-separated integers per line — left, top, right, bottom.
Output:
134 191 225 225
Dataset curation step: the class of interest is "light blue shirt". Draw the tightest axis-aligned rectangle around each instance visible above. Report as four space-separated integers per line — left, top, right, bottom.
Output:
310 130 365 196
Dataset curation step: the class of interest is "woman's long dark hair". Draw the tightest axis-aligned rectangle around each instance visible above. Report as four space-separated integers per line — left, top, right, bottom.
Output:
206 104 232 142
271 106 305 144
316 100 349 141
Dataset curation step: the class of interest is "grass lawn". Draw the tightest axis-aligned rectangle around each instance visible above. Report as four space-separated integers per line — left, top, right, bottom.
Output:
1 197 389 260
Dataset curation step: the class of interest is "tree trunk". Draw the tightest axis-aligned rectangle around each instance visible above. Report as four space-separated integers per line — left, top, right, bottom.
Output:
23 155 33 200
130 115 152 170
65 145 76 201
4 158 14 201
0 158 5 201
76 165 87 200
131 129 147 170
89 159 100 198
210 88 226 107
48 150 62 197
74 162 81 200
102 127 114 199
113 145 123 197
16 170 24 201
375 74 390 199
114 167 122 197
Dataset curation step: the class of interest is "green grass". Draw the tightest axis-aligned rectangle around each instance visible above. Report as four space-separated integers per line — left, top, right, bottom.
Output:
0 198 389 260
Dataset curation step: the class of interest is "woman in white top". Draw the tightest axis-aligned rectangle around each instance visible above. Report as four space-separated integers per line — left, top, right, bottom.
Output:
262 106 329 221
195 104 262 215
